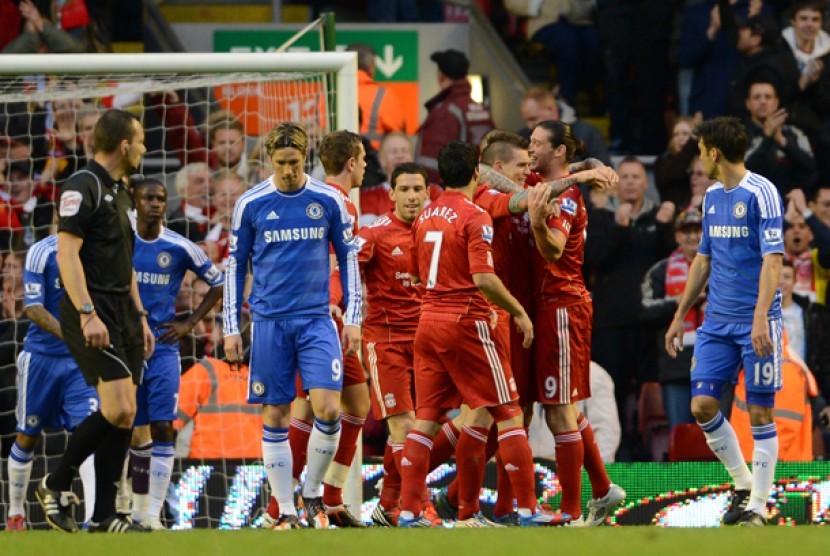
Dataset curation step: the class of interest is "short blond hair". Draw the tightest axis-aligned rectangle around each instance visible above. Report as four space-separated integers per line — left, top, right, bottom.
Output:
265 122 308 156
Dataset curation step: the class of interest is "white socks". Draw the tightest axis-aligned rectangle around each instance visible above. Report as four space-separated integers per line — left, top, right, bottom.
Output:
79 455 97 523
262 426 296 516
7 442 34 517
699 412 752 491
302 417 341 498
146 442 175 523
748 423 778 515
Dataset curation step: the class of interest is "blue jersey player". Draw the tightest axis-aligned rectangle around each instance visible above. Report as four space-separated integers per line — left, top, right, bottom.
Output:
666 117 784 527
223 122 362 530
6 233 99 530
130 178 224 529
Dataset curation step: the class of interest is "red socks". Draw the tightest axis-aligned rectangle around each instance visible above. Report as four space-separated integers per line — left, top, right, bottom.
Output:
379 438 404 510
400 430 433 515
554 430 584 518
455 425 488 519
578 413 611 499
497 427 537 512
428 421 459 472
493 451 515 518
289 417 312 482
323 412 366 507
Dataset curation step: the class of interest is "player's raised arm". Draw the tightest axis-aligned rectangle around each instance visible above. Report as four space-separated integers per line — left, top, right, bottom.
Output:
527 184 568 262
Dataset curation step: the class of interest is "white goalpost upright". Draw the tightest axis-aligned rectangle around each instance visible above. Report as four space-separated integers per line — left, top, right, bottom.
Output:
0 51 362 529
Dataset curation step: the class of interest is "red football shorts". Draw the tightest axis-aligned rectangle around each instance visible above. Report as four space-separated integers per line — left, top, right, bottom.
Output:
508 315 534 406
534 300 592 404
363 340 415 419
414 314 518 411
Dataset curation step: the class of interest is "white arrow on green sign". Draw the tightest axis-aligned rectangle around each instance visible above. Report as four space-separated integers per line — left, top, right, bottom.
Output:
214 29 418 82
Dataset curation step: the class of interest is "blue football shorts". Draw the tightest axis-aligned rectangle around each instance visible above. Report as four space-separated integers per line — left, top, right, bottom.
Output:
16 350 98 435
248 316 344 405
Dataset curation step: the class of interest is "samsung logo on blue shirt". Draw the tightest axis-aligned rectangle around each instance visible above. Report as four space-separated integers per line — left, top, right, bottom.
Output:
136 272 171 285
709 225 750 238
264 227 326 243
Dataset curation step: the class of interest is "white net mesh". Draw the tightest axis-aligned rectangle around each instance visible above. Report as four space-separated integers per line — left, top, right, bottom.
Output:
0 65 342 529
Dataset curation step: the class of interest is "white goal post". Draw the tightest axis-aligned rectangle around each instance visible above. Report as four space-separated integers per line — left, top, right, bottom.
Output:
0 51 364 529
0 52 358 132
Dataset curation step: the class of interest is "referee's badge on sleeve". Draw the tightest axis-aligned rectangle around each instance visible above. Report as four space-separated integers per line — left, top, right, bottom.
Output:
59 191 83 217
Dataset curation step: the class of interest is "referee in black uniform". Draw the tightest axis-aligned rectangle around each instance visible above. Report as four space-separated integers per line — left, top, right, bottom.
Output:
36 109 154 533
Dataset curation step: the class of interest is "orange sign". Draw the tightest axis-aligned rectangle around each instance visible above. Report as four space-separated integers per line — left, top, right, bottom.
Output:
213 81 329 136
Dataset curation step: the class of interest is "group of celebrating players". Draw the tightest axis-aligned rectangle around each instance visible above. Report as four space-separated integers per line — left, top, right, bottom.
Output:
222 120 625 530
8 111 627 532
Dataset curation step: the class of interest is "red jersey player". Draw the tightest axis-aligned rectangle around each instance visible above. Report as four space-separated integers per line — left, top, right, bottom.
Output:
359 132 442 228
357 162 430 526
398 141 557 528
526 120 626 525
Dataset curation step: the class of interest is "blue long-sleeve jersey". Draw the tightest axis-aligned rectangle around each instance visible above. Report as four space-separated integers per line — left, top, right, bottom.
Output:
698 170 784 323
223 175 362 335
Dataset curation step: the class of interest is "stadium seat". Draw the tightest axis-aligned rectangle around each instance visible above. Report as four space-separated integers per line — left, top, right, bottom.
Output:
638 382 669 461
668 423 718 462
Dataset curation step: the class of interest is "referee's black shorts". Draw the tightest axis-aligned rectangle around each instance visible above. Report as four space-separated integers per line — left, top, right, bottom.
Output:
60 292 145 387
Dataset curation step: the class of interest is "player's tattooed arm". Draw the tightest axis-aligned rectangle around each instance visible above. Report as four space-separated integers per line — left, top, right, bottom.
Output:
568 158 604 172
508 175 579 213
25 305 63 340
478 163 522 194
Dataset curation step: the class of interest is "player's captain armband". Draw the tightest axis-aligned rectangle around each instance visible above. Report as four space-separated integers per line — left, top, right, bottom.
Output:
59 190 83 217
763 228 783 244
560 197 578 215
482 225 494 243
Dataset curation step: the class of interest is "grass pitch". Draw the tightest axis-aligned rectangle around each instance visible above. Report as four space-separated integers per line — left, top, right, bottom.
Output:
4 527 825 556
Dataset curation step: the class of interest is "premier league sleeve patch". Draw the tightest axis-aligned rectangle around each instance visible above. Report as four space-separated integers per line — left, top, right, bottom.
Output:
482 225 494 243
763 228 782 244
560 197 577 216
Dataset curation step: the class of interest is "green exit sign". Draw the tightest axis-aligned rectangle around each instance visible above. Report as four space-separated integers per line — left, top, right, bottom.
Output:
214 29 418 82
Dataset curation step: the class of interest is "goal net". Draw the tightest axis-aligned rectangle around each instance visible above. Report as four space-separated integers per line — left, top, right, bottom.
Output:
0 52 357 529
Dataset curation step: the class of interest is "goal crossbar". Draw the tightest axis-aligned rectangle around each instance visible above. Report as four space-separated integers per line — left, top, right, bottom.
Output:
0 52 359 131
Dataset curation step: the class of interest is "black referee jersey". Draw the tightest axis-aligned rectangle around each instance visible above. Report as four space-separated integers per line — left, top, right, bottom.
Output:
57 160 135 294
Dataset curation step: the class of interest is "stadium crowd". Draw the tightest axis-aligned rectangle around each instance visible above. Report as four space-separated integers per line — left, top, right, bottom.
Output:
2 0 830 531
